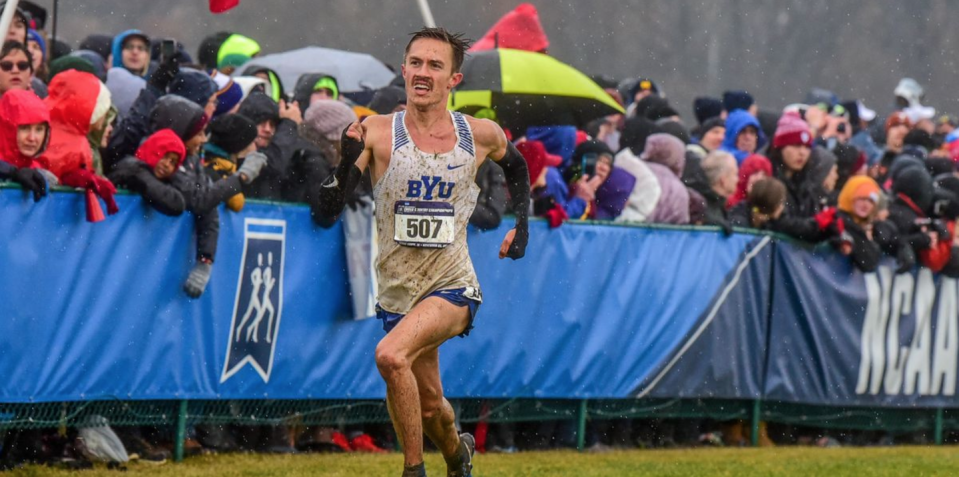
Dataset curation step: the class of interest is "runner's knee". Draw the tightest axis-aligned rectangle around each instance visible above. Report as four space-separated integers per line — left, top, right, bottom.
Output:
375 343 410 376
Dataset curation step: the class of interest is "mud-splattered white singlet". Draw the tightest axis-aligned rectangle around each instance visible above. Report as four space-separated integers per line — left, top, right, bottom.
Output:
372 111 482 314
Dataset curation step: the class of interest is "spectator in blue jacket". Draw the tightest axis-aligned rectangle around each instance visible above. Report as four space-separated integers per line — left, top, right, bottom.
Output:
720 110 767 164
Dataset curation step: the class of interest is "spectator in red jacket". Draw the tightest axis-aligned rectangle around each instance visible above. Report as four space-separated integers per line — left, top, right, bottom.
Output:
42 70 118 220
0 89 50 200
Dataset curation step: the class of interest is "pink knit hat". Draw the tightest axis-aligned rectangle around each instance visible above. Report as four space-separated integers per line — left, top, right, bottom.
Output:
772 112 813 148
304 100 358 141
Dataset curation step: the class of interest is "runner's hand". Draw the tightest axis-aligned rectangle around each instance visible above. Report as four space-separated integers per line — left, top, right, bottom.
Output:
341 121 367 167
499 227 528 260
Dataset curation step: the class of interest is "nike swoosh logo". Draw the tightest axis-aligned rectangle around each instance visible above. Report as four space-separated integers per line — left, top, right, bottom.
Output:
447 164 466 170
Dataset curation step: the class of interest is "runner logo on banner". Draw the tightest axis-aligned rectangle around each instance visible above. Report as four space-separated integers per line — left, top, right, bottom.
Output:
221 219 286 383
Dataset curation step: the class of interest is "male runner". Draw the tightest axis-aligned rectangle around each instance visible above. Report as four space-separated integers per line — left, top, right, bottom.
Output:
316 27 531 477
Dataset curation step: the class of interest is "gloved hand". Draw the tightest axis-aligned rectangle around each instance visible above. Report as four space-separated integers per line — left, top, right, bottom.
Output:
505 224 529 259
896 244 916 274
237 152 267 184
61 169 119 215
148 54 180 93
12 167 47 201
341 122 366 168
184 261 213 298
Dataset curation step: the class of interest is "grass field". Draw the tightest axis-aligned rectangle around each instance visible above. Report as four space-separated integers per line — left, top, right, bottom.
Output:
7 447 959 476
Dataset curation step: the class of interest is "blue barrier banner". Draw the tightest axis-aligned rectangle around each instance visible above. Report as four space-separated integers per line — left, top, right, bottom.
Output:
765 242 959 407
1 189 760 402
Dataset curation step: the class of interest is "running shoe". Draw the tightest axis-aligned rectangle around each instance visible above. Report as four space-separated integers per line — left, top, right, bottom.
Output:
447 432 474 477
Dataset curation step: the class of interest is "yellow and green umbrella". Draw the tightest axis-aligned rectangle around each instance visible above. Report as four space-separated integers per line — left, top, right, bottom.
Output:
449 48 624 130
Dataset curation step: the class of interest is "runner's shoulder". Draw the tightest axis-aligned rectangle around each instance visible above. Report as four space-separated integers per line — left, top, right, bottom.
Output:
463 116 507 150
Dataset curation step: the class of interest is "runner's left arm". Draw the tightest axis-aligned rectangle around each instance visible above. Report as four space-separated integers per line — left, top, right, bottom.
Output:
488 125 530 260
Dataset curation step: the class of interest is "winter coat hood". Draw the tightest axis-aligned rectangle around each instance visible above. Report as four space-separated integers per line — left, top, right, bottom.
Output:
0 90 50 168
293 73 339 109
106 67 146 121
240 65 286 103
640 133 686 177
470 3 549 53
727 154 772 208
111 29 151 76
720 110 767 163
135 129 187 170
149 95 206 141
42 70 112 177
237 91 279 126
526 125 577 169
893 165 934 213
619 116 657 156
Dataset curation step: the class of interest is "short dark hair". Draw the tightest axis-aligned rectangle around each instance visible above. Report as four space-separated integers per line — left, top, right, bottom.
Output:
1 41 34 73
405 27 471 73
749 178 786 216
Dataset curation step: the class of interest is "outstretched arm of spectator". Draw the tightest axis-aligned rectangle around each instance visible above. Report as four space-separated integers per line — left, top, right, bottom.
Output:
102 87 161 175
109 159 186 216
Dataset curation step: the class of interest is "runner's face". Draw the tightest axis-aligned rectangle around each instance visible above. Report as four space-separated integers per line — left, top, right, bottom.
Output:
402 38 462 108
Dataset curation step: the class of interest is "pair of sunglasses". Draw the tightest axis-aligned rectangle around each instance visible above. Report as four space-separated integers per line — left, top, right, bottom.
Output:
0 61 29 72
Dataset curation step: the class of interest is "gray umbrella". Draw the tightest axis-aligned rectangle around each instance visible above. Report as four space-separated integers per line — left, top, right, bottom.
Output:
238 46 395 94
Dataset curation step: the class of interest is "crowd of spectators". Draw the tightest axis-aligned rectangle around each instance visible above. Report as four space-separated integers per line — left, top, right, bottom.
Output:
4 0 959 467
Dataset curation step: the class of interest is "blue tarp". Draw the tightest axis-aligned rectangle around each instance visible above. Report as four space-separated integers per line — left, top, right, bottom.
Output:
4 188 959 407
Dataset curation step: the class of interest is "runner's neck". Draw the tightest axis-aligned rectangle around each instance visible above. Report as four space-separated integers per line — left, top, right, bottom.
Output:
406 106 453 137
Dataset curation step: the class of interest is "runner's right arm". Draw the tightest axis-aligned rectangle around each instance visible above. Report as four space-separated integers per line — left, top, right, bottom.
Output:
315 121 370 220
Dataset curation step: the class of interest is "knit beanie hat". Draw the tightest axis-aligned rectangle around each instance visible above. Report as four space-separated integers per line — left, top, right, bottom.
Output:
700 116 725 136
48 55 95 80
640 133 687 176
211 70 244 118
772 112 813 148
723 90 754 112
169 68 217 108
838 176 881 215
27 29 45 62
209 114 258 154
693 97 723 124
304 100 358 141
135 129 186 169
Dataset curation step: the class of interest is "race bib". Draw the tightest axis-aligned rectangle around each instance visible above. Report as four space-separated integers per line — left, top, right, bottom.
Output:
394 201 455 248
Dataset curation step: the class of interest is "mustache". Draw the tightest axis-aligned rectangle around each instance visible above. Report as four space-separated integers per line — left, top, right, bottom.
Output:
412 76 433 85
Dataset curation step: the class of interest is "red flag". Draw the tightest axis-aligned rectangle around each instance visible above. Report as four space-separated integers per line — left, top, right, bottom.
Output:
210 0 239 13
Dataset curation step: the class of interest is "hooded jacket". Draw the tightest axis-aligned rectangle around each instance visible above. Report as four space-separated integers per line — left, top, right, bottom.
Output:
887 165 936 255
150 95 207 141
42 70 112 178
640 133 690 224
110 30 156 78
108 129 187 216
720 110 767 164
241 65 286 104
106 67 147 122
292 73 339 110
727 154 772 208
0 90 49 169
610 148 662 223
237 92 302 201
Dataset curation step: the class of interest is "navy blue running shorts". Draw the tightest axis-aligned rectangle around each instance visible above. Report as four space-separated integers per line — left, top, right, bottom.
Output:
376 288 481 338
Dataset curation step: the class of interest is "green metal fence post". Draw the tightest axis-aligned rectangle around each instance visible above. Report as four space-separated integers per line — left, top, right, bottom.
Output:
751 400 761 447
174 400 188 462
935 408 944 446
576 399 588 452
